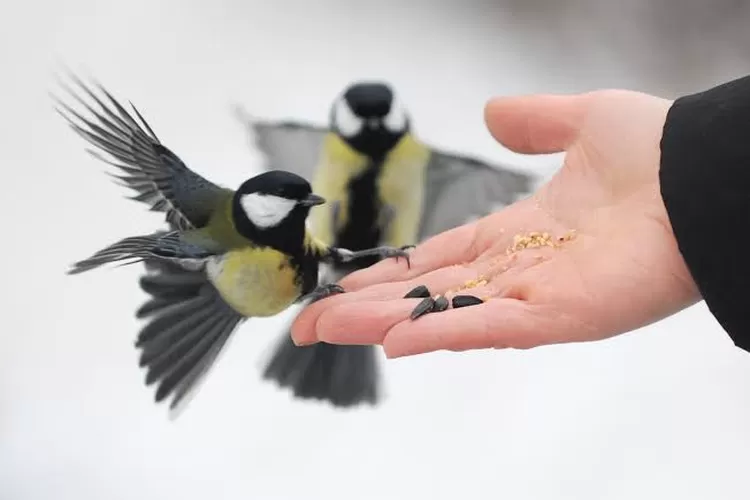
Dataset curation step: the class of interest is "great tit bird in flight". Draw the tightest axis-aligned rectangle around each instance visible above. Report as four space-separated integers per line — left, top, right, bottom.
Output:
235 81 537 409
54 74 412 412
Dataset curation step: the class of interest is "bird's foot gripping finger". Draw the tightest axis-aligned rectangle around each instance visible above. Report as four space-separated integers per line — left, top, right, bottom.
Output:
380 245 415 268
338 245 415 269
304 283 346 304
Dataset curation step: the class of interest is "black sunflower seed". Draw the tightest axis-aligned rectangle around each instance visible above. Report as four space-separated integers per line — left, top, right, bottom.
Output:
451 295 484 308
410 297 435 320
433 296 449 312
404 285 431 299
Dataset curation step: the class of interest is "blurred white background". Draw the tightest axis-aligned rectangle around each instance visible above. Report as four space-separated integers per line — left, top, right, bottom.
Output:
3 0 750 499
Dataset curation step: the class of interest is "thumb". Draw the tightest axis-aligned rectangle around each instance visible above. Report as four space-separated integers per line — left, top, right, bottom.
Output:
484 93 592 155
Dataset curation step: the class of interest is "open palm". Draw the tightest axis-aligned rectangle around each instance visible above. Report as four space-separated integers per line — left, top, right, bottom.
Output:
292 90 702 358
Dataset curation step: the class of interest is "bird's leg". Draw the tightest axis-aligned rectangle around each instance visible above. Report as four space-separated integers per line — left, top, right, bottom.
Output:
330 245 415 269
301 283 346 304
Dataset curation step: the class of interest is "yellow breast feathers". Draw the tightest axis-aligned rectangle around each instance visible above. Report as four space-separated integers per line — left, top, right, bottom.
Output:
308 134 368 245
309 133 431 247
206 247 301 318
376 134 431 248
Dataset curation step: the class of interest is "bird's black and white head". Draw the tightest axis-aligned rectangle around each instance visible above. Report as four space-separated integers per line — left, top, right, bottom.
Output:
232 170 325 252
330 81 410 158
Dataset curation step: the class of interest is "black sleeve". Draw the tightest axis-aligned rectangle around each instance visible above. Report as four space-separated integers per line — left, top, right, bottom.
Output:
659 74 750 352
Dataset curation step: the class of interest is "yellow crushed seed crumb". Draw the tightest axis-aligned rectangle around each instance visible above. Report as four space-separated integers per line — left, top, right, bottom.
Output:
446 230 577 297
506 229 577 254
464 277 488 288
446 276 489 296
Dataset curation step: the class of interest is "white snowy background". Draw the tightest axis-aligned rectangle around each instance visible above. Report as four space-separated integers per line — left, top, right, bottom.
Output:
2 1 750 499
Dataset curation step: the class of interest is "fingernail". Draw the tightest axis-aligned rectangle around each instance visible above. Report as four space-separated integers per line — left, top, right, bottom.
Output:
292 338 317 347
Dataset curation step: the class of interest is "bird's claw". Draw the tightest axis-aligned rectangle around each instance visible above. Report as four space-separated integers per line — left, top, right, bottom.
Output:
335 244 414 268
383 245 414 269
305 283 346 304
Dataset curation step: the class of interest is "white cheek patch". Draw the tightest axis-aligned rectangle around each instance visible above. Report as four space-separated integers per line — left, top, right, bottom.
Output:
384 96 407 133
334 98 363 137
240 193 297 228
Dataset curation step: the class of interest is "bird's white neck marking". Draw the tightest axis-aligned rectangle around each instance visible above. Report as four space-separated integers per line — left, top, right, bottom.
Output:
384 95 407 133
333 98 363 137
240 193 296 228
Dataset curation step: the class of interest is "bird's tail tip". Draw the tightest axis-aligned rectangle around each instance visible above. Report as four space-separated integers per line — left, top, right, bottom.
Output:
263 331 382 408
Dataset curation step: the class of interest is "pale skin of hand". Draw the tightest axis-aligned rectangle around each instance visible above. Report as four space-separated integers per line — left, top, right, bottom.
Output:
291 89 703 358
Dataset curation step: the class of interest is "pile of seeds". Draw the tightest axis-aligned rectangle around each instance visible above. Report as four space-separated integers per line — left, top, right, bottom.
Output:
505 229 577 255
403 230 577 320
403 285 485 320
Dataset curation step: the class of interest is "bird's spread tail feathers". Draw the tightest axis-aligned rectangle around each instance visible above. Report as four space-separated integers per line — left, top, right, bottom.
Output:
263 264 381 407
135 261 244 410
69 234 242 410
263 332 380 408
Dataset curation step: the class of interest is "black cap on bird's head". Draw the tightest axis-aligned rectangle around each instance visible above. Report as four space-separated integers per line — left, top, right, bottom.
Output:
330 81 410 157
232 170 324 250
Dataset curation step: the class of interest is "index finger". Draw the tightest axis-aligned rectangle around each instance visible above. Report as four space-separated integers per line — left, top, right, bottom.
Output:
340 220 481 292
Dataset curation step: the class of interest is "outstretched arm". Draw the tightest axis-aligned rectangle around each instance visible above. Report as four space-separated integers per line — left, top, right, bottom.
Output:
659 75 750 352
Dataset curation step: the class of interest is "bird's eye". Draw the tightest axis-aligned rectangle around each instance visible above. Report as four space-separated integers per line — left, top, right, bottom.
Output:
384 97 407 133
334 99 363 137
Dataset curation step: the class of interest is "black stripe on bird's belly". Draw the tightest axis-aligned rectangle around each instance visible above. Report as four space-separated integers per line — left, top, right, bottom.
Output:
334 159 384 269
289 252 322 298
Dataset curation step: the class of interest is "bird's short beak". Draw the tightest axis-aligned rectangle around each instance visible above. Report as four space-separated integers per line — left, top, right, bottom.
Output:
300 193 326 207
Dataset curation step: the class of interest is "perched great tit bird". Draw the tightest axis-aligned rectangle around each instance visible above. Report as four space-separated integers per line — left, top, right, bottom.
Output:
234 81 536 408
54 74 412 411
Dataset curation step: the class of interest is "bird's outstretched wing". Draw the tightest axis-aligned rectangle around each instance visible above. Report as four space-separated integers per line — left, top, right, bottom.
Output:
54 73 230 231
233 106 327 182
67 230 219 275
418 148 538 240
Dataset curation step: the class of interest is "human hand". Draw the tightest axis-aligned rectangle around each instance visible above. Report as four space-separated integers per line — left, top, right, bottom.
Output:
291 89 702 358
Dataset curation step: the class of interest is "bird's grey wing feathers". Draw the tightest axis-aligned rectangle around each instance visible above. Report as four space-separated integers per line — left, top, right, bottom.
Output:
418 148 537 241
234 106 327 182
54 74 228 231
136 260 244 411
67 230 218 275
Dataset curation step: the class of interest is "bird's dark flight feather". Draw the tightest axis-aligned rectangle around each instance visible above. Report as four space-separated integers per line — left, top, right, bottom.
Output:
53 73 228 231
